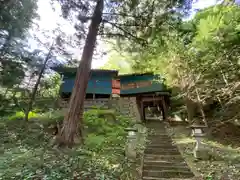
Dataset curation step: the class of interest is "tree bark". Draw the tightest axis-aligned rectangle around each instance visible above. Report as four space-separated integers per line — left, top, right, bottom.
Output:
185 96 195 123
24 44 53 121
58 0 104 147
195 87 208 126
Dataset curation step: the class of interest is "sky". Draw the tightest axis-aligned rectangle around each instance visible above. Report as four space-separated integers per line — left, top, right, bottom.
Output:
188 0 220 19
35 0 108 68
192 0 219 9
35 0 219 69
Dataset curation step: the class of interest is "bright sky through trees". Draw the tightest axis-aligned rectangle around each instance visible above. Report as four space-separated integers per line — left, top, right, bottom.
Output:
35 0 219 68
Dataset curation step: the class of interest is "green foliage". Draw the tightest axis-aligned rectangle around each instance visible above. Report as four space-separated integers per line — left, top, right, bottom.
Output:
85 133 106 151
0 0 38 38
38 73 62 98
8 111 37 121
0 0 38 95
0 109 135 179
83 109 131 153
129 3 240 124
37 109 64 127
101 48 133 74
170 125 240 179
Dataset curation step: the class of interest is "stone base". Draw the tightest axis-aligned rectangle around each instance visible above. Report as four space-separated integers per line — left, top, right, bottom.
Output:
193 148 210 160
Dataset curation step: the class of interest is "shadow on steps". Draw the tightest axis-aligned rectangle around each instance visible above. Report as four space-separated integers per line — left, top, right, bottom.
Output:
143 120 195 179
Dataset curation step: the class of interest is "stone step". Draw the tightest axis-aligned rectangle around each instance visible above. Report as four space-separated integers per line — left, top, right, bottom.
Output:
142 177 193 180
143 177 164 180
148 130 168 132
147 135 172 139
148 131 168 135
145 147 179 152
148 135 172 138
147 124 166 127
146 121 165 125
149 131 168 136
146 144 177 149
146 126 166 129
148 134 170 138
146 121 165 124
147 126 166 129
147 142 174 146
147 127 166 131
144 152 181 156
145 145 178 150
148 134 171 137
147 140 174 145
143 170 194 179
145 148 180 155
143 122 194 179
143 164 192 171
147 126 166 130
144 160 188 167
144 155 185 162
147 139 173 143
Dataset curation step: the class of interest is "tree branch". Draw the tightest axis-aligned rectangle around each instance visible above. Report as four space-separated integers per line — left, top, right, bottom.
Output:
102 12 147 19
102 20 142 27
103 20 147 45
99 32 125 38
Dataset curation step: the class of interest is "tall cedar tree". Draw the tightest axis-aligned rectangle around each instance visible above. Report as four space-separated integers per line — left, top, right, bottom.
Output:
58 0 186 146
0 0 38 51
0 0 38 94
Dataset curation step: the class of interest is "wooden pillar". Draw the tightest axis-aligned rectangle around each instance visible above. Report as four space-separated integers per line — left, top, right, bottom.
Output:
162 96 168 120
141 100 146 122
136 97 143 122
143 106 146 122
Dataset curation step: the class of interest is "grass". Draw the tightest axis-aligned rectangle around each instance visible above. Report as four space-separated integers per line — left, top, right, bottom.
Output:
0 109 136 180
167 125 240 179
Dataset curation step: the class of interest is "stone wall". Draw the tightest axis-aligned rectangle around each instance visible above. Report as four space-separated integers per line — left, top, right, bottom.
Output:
109 97 141 122
59 97 141 122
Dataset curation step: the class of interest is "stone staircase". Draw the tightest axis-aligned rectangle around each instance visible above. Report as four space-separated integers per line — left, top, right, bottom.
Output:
142 121 194 180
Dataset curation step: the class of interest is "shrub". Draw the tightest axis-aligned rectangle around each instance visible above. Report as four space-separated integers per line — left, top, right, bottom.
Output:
8 111 37 121
1 108 135 180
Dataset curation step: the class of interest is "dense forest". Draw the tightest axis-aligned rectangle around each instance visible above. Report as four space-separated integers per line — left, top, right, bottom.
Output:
130 2 240 129
0 0 240 179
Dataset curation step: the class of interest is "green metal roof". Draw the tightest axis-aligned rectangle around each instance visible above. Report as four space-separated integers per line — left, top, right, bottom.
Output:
116 72 154 78
51 66 119 76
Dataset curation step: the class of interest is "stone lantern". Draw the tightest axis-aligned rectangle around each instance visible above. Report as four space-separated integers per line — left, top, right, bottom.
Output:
190 123 209 160
125 127 138 161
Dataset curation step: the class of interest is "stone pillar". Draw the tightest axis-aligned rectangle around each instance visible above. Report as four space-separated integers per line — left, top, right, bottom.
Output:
134 123 147 150
125 128 138 161
191 125 209 160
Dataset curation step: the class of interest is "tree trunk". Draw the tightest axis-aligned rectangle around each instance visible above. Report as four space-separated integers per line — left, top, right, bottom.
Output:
195 88 208 126
58 0 104 147
12 89 19 108
185 96 195 123
24 44 53 121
